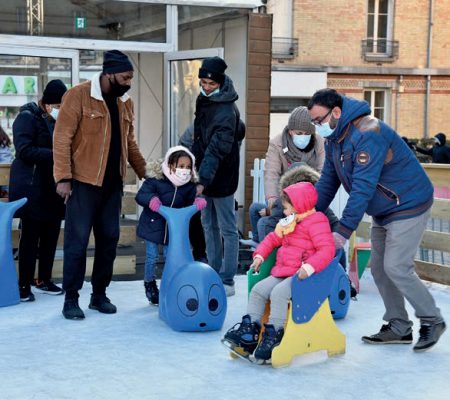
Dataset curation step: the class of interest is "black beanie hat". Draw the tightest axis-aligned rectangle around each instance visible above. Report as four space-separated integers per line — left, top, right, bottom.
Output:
434 132 446 146
198 56 227 86
42 79 67 104
102 50 134 74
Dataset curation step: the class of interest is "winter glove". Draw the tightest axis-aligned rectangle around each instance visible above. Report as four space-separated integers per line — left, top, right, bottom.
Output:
193 197 207 211
333 232 347 250
149 196 162 212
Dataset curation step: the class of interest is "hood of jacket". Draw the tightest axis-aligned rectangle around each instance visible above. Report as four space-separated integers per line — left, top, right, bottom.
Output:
19 101 42 117
283 181 318 214
434 133 446 147
279 163 320 190
328 96 371 141
200 75 238 104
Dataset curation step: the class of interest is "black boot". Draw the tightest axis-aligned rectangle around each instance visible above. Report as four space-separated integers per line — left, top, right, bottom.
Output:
88 294 117 314
19 285 35 302
253 324 284 362
144 280 159 305
223 314 261 353
62 298 85 320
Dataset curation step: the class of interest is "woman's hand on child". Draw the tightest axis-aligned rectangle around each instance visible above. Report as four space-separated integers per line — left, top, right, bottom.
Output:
149 196 162 212
194 197 207 211
250 256 263 273
196 184 204 196
258 208 267 217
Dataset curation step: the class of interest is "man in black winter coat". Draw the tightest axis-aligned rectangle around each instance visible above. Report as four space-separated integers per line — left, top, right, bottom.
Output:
415 132 450 164
192 56 241 296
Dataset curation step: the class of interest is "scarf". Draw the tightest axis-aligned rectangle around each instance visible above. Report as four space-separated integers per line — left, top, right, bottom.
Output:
281 127 315 164
162 161 190 187
275 208 316 237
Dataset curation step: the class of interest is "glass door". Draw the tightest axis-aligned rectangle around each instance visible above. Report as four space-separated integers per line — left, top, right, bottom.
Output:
164 48 223 150
0 46 78 136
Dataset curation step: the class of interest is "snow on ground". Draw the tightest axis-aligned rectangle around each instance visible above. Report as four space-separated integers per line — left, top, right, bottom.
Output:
1 273 449 400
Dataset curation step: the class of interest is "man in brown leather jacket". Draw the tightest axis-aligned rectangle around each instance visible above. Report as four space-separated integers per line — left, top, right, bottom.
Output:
53 50 146 320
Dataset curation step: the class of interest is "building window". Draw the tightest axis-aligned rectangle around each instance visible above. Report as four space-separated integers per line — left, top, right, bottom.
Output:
362 0 398 61
364 89 388 121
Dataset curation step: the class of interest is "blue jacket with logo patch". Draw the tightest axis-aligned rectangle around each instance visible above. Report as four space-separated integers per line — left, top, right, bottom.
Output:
315 96 433 239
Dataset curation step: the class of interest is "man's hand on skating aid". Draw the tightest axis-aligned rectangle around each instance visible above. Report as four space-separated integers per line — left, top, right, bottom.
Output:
333 232 347 249
149 196 162 212
193 197 207 211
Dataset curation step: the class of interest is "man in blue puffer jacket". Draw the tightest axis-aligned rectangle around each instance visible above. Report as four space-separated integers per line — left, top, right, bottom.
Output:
307 88 445 352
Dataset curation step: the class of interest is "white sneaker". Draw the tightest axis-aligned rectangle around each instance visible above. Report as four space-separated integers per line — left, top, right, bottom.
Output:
224 284 235 297
240 239 259 248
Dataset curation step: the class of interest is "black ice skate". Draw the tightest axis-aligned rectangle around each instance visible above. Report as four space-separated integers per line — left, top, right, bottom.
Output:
221 314 261 358
250 324 284 365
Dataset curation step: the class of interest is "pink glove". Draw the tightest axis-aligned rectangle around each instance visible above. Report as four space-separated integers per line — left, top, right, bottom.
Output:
193 197 207 211
149 196 162 212
333 232 347 249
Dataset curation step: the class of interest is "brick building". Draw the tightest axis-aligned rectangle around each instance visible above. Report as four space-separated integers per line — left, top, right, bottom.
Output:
267 0 450 140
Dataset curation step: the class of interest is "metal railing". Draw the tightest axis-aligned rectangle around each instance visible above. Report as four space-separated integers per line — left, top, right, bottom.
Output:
361 39 399 62
272 37 298 59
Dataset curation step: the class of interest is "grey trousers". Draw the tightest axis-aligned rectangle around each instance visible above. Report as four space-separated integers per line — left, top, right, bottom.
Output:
370 208 443 336
247 275 292 330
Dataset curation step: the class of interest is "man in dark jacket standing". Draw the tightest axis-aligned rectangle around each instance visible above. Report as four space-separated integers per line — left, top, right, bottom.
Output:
54 51 146 320
308 88 445 352
192 56 240 296
415 132 450 164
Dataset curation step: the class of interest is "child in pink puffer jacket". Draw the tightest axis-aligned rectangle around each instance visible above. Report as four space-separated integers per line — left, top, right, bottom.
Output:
223 182 334 364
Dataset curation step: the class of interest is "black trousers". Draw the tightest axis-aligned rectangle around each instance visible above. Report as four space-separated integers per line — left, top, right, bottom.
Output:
63 180 122 299
189 211 207 261
18 217 62 287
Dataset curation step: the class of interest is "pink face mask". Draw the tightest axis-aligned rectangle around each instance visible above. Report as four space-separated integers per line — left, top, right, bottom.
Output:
174 168 192 183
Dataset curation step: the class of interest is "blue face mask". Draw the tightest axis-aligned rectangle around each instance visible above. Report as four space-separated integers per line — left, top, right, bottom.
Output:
292 134 311 150
316 122 334 138
200 87 220 97
50 108 59 120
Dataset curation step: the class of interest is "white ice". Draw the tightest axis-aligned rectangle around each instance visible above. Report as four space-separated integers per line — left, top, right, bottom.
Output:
1 273 449 400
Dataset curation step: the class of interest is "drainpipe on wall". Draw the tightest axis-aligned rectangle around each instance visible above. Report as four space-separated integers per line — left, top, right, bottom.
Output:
424 0 434 138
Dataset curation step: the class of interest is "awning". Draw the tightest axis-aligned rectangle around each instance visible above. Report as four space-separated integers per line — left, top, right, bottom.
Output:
118 0 263 8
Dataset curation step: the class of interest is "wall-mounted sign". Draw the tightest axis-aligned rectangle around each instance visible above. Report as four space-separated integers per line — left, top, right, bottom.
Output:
75 17 87 30
0 76 37 95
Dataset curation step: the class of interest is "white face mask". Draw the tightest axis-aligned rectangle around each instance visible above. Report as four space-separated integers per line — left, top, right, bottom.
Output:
316 122 334 138
50 108 59 120
200 87 220 97
175 168 191 183
292 134 311 149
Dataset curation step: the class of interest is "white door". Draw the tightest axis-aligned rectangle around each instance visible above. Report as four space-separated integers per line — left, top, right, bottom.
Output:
0 46 78 134
164 48 223 150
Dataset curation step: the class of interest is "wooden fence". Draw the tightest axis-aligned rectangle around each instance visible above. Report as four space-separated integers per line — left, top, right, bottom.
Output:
356 163 450 285
0 164 138 278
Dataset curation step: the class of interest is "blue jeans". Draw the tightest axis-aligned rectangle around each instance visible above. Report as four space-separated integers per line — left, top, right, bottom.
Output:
144 241 167 282
201 194 239 286
249 202 270 243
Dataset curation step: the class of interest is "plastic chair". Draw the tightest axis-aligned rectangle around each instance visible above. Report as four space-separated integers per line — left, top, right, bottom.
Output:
247 250 348 367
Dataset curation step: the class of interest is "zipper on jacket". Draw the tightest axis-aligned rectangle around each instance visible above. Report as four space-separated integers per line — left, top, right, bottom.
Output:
163 186 178 243
376 183 400 205
96 102 110 185
30 164 36 185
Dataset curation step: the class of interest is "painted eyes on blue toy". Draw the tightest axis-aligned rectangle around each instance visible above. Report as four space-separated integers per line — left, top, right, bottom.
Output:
209 298 219 312
178 285 199 316
208 284 224 316
187 298 199 311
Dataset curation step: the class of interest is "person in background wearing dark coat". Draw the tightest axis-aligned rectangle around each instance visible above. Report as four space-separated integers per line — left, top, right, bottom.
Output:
192 56 241 297
0 126 14 198
415 132 450 164
135 146 206 305
9 80 67 302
